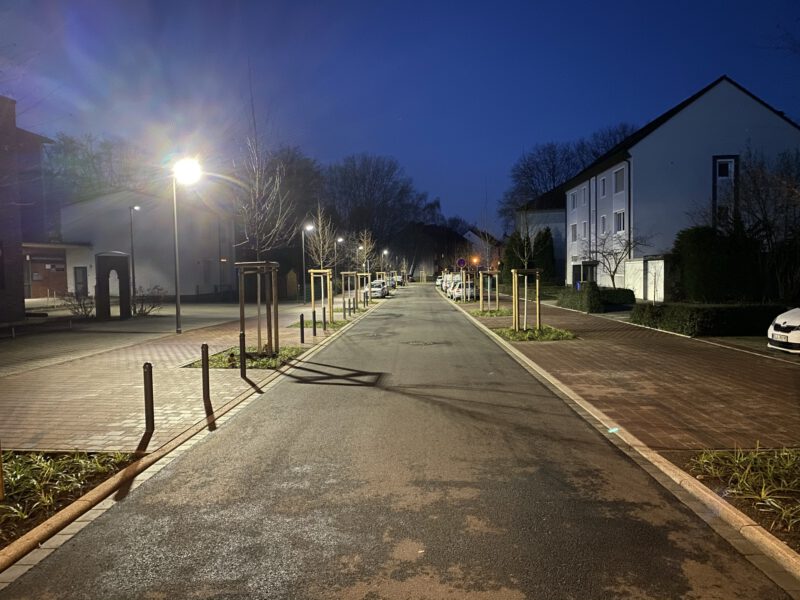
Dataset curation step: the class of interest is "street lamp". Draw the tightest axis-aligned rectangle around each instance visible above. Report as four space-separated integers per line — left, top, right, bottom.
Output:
382 248 388 271
301 223 314 303
358 244 364 271
335 237 343 280
129 205 140 297
172 157 202 333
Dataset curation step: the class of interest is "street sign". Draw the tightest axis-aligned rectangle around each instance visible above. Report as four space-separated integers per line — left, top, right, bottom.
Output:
456 257 466 268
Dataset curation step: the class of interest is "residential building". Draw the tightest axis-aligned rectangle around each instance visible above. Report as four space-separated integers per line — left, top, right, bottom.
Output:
561 75 800 296
0 95 51 323
516 188 567 282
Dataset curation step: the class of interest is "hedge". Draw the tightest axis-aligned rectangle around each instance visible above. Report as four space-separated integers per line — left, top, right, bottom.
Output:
599 287 636 306
630 303 787 337
557 282 604 313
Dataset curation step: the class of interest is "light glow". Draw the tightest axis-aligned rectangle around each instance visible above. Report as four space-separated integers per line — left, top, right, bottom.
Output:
304 223 315 232
173 157 202 185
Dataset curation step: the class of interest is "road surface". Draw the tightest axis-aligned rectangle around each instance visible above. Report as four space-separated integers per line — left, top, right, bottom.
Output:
0 286 788 599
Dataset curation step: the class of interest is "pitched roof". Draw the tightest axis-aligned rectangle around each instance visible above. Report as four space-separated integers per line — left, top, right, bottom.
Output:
559 75 800 191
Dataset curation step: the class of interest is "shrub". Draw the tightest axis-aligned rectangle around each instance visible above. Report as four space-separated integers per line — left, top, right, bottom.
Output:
132 285 166 316
493 325 575 342
60 293 94 318
630 302 787 336
557 282 604 313
599 287 636 306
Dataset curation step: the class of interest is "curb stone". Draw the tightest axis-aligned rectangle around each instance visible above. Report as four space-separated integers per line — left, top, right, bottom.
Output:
451 298 800 597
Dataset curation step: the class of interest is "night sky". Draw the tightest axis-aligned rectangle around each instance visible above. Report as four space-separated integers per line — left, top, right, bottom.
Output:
1 0 799 232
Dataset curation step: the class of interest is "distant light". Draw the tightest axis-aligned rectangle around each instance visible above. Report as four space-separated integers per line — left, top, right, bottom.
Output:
304 223 314 232
133 205 141 211
337 237 344 243
358 245 364 250
220 258 228 263
383 249 388 255
173 157 202 185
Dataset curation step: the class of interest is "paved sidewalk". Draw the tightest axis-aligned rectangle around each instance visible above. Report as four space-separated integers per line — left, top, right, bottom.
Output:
0 298 369 453
473 301 800 451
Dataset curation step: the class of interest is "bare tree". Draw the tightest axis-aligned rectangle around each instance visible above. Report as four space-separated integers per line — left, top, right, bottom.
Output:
355 229 376 271
585 233 650 288
306 203 336 269
234 137 295 259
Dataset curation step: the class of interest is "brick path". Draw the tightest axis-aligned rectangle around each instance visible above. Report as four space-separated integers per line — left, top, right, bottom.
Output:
0 300 361 453
474 300 800 451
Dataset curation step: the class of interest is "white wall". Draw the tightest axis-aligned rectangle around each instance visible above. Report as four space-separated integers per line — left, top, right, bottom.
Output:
65 246 93 293
631 79 800 254
624 258 665 302
61 190 236 298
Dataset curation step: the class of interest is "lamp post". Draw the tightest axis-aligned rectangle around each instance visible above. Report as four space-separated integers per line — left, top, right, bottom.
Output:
172 157 202 334
129 205 140 297
382 248 388 271
301 223 314 304
335 237 343 280
358 244 364 271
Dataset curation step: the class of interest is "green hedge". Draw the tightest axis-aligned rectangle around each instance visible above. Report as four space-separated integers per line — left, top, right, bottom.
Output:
599 287 636 306
630 303 787 336
557 282 604 313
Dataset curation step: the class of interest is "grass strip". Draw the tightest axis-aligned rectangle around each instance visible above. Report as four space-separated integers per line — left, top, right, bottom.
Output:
471 308 512 317
492 325 575 342
287 319 347 331
186 345 305 369
687 446 800 534
0 452 132 548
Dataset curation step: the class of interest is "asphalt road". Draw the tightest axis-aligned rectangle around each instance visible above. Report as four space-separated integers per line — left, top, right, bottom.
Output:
1 286 789 599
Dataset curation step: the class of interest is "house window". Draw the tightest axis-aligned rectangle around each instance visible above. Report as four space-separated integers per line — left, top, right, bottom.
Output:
571 223 577 242
600 177 607 197
713 155 737 228
570 192 577 210
614 211 625 233
581 187 586 206
613 168 625 193
600 215 606 234
582 221 587 239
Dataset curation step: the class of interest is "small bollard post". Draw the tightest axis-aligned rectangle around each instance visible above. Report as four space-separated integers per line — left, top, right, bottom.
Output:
342 296 346 320
300 314 305 344
322 307 327 331
239 331 246 379
201 343 210 405
348 298 352 317
312 309 317 336
143 362 154 433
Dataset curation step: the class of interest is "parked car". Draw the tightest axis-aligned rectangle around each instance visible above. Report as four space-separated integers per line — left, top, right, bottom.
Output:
370 279 389 298
435 276 443 289
767 307 800 354
451 282 476 301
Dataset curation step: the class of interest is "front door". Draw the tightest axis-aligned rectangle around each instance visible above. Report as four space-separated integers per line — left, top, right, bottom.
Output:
74 267 88 298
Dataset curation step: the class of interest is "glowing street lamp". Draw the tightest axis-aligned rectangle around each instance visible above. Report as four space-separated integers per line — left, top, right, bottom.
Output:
172 157 202 333
129 205 140 296
301 223 314 303
335 237 344 280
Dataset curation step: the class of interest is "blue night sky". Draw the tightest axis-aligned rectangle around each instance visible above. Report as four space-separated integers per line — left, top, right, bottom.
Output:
1 0 799 232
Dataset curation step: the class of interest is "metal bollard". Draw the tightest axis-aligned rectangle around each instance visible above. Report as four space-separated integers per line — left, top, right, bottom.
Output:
239 331 246 379
201 344 210 404
342 297 346 320
143 362 154 433
322 307 327 331
312 309 317 336
300 314 305 344
348 298 352 317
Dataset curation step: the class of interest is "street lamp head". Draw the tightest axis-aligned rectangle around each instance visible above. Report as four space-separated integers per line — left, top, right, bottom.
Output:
383 249 388 255
358 245 364 250
304 223 315 232
337 237 344 243
132 205 141 211
173 157 202 185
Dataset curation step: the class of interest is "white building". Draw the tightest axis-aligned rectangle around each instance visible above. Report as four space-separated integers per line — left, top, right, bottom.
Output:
60 189 236 300
560 75 800 296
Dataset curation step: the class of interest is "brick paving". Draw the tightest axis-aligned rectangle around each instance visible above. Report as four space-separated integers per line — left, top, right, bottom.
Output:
474 300 800 451
0 300 361 453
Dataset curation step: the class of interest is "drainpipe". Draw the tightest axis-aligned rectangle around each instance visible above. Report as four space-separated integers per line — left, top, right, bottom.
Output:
625 158 632 258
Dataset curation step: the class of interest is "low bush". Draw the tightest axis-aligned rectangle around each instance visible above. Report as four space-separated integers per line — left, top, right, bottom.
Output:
471 308 512 317
556 282 604 313
132 285 166 316
60 293 94 318
630 302 787 336
493 325 575 342
188 345 305 369
599 287 636 306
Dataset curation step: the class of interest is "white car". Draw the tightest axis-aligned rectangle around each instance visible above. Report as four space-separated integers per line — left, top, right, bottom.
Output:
370 279 388 298
451 282 476 301
435 276 443 289
767 307 800 354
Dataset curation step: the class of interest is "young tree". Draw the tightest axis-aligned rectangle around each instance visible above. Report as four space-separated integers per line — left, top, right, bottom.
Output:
355 229 376 272
306 203 336 269
234 137 296 259
586 233 650 289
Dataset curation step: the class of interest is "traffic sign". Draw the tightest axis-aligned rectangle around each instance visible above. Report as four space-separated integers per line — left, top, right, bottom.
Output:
456 257 466 268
